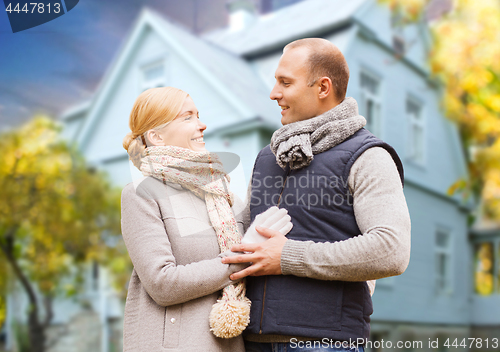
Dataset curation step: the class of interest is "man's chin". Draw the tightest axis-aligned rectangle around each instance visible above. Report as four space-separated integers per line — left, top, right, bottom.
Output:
281 115 293 125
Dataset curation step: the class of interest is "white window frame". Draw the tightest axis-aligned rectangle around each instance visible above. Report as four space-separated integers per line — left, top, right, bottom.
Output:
139 58 167 92
435 227 453 295
406 96 426 165
359 70 382 137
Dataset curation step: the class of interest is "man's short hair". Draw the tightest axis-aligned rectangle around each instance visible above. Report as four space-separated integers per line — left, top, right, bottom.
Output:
284 38 350 102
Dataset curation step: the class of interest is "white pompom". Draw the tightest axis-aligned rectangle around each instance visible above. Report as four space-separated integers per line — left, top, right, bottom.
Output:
209 298 251 338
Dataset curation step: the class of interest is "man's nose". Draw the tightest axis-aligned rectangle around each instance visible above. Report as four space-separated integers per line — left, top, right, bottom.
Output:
270 83 281 100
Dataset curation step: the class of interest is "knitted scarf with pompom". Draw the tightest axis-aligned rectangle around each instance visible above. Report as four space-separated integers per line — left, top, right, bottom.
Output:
140 146 250 339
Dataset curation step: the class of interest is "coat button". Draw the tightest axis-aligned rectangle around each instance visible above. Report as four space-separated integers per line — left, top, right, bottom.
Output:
170 318 176 324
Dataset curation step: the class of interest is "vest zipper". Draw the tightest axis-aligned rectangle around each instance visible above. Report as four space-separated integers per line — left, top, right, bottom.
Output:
258 276 267 334
259 168 291 334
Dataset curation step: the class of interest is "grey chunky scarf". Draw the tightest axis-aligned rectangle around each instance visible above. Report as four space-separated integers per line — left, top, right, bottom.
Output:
270 97 366 170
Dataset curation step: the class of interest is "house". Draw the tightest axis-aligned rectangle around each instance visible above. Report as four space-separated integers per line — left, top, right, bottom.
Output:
7 0 496 351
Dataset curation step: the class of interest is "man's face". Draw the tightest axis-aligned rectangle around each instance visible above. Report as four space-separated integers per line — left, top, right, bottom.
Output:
270 47 321 125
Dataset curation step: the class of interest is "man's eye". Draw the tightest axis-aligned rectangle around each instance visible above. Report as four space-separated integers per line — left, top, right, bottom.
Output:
283 82 290 86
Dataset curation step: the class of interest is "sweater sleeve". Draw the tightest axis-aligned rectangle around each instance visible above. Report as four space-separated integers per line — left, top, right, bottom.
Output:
121 184 246 307
280 147 411 281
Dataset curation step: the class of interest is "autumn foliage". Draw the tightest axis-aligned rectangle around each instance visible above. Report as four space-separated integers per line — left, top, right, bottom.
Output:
380 0 500 221
0 116 129 352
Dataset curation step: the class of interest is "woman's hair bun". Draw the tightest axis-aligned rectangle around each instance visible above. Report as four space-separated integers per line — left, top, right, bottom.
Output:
123 133 145 170
123 132 135 151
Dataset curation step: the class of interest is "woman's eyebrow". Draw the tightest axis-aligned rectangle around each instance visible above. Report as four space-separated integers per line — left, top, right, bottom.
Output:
178 110 198 116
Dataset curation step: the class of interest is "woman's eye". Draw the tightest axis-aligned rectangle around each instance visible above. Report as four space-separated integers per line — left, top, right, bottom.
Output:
184 115 193 120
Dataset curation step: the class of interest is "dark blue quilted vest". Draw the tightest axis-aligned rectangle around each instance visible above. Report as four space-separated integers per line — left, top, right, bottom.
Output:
245 128 404 341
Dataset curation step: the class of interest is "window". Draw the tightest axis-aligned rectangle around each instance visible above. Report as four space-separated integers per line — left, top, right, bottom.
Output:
435 228 452 294
390 6 406 56
407 98 425 164
92 260 99 291
360 71 381 136
140 60 166 91
474 242 495 295
392 36 405 56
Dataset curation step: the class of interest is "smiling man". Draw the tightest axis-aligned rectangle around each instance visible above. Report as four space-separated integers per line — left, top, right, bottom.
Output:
222 38 411 352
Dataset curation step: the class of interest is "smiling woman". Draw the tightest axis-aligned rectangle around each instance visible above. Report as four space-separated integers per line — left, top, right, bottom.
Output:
151 96 207 152
120 87 250 352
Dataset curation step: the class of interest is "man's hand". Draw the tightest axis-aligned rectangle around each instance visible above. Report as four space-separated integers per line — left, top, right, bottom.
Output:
222 226 288 280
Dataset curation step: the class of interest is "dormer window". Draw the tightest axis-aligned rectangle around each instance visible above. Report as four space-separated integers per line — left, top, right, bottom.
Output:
140 60 166 92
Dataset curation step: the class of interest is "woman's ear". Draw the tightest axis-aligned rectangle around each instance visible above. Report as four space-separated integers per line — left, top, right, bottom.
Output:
145 130 165 146
318 77 333 100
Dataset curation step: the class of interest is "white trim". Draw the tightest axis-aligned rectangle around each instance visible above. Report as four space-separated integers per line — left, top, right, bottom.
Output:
359 68 383 137
60 99 92 121
139 57 168 93
406 94 426 166
75 9 151 149
146 11 254 118
76 8 256 152
435 226 453 295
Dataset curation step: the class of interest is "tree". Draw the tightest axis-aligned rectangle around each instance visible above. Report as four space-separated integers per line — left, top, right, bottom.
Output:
380 0 500 221
0 116 129 352
0 259 6 333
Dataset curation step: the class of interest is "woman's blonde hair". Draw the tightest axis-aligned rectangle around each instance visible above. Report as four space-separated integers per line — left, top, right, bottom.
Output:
123 87 188 169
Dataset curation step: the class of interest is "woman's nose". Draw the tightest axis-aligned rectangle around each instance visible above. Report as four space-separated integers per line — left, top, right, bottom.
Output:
198 120 207 131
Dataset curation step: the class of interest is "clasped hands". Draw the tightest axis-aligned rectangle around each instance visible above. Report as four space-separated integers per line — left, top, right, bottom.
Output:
222 206 293 280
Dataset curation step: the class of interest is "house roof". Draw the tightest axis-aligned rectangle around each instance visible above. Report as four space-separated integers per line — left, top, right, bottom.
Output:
146 10 280 127
203 0 368 56
60 99 91 121
143 6 358 128
71 0 369 146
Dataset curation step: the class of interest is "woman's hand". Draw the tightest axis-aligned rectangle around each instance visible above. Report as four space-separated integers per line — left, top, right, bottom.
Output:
241 206 293 244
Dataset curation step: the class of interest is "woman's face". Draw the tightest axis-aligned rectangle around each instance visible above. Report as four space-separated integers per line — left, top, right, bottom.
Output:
156 96 207 152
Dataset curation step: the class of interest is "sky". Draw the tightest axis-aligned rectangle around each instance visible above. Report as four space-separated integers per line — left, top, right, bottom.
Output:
0 0 232 130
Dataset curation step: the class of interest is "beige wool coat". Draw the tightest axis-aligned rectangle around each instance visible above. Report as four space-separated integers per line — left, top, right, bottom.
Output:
121 177 248 352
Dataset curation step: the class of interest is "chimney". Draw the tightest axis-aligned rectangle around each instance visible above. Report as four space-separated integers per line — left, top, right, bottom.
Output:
227 0 257 31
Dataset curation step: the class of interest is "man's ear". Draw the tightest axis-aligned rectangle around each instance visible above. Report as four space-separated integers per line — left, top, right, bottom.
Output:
145 130 164 146
318 77 333 100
